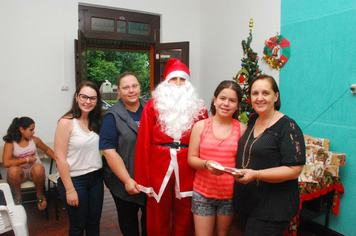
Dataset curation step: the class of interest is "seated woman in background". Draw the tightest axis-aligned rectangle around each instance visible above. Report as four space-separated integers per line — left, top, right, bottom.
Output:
2 116 54 210
233 74 306 236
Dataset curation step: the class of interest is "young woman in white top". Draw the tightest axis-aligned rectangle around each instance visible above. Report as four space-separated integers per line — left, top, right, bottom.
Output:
54 81 103 236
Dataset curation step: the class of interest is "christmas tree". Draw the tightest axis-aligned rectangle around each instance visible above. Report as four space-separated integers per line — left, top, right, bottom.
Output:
233 17 261 124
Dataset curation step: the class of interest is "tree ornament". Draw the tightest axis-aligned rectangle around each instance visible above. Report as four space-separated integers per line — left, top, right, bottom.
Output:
235 68 249 86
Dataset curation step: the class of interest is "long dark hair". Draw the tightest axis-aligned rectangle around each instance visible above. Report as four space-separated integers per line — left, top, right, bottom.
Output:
63 81 103 133
210 80 243 120
3 117 35 143
249 74 281 110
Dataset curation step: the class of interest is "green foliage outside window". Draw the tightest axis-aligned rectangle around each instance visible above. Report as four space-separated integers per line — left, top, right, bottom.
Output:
87 50 151 101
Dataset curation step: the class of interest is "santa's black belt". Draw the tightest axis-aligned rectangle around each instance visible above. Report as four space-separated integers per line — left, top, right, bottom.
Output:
158 142 189 149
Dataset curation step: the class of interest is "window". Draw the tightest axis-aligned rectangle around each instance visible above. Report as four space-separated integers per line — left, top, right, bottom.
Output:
75 4 190 102
79 4 160 43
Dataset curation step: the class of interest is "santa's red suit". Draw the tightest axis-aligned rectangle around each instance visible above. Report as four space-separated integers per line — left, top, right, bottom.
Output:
135 98 207 236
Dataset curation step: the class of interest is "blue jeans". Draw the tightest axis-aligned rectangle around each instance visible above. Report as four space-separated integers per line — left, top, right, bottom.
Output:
58 169 104 236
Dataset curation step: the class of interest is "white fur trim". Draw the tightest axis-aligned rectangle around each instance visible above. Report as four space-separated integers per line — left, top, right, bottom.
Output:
164 71 190 82
178 190 193 198
148 148 191 203
137 185 153 194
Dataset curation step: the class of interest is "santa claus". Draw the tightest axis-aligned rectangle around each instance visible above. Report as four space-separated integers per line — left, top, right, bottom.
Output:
135 58 208 236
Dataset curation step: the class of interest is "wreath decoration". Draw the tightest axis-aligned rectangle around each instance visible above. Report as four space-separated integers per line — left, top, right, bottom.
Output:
234 67 249 87
262 35 290 70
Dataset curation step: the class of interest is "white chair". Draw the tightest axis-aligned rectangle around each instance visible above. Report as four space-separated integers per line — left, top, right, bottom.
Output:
0 145 49 220
0 182 29 236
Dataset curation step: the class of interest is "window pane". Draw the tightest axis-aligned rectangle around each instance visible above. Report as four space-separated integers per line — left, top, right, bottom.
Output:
91 17 114 32
117 20 126 33
161 49 182 62
128 22 149 35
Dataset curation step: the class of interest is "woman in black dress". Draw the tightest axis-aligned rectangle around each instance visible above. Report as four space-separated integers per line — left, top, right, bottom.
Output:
233 74 306 236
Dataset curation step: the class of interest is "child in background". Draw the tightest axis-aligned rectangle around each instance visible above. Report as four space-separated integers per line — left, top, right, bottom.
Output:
2 117 54 210
188 80 247 236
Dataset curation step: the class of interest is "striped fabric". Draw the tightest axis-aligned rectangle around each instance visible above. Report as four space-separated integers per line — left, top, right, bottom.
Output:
193 117 241 199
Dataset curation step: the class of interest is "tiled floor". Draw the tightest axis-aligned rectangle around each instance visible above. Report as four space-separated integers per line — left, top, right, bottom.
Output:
1 186 317 236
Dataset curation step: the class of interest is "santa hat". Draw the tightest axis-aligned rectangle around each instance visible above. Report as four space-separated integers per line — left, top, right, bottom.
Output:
163 58 190 82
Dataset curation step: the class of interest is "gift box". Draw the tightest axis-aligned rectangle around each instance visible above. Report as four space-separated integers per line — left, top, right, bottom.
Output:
305 146 314 164
313 161 325 179
325 152 346 166
304 134 330 151
325 164 339 177
305 144 325 164
299 134 345 183
299 163 325 183
299 164 317 183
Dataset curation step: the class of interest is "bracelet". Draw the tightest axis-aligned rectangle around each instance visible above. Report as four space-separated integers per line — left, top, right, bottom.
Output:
66 189 76 194
26 158 29 164
204 160 209 169
256 170 262 186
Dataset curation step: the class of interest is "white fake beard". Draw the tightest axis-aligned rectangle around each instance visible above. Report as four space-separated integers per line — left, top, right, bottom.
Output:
152 81 206 140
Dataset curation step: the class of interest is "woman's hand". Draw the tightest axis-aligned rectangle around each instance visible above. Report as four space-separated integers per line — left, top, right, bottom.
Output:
125 178 141 195
28 156 37 164
233 169 258 184
205 160 224 176
66 189 79 207
234 166 304 184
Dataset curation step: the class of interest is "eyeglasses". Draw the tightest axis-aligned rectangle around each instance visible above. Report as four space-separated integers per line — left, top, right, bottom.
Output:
78 94 98 103
120 84 140 91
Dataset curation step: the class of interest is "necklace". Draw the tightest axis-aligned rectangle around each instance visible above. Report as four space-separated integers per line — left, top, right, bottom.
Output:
79 119 88 126
241 111 276 169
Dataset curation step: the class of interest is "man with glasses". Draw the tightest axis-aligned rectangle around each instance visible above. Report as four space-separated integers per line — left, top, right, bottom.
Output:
99 72 147 236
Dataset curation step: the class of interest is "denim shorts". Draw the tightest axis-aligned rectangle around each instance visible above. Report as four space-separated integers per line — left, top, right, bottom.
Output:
191 190 234 216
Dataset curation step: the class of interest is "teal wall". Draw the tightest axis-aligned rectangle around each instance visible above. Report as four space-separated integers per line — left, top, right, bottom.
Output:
281 1 356 235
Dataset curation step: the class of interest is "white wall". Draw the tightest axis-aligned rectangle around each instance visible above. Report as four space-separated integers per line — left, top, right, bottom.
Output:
199 0 280 108
0 0 280 178
0 0 202 145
